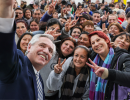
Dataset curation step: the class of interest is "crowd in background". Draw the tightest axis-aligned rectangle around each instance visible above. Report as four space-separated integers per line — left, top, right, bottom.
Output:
4 0 130 99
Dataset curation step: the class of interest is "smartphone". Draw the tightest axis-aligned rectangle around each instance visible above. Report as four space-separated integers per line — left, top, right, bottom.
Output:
15 14 18 18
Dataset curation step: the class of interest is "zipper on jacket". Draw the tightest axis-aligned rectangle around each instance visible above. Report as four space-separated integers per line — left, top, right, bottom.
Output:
123 63 126 72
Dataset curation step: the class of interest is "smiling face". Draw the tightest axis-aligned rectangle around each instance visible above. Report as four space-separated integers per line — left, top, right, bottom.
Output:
33 10 41 21
108 15 118 25
30 21 39 32
53 12 58 19
25 10 31 19
109 25 120 36
80 17 87 25
20 34 32 54
84 25 94 33
114 34 130 50
15 9 23 19
92 13 101 24
71 28 81 39
27 37 54 70
16 22 27 38
61 40 75 57
78 34 90 47
73 48 88 69
90 34 109 59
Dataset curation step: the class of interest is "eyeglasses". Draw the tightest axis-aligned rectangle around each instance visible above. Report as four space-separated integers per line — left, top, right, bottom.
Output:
34 13 41 15
48 27 61 34
15 12 23 15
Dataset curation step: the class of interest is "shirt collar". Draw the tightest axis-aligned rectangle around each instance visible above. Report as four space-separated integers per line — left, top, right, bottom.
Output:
32 66 40 75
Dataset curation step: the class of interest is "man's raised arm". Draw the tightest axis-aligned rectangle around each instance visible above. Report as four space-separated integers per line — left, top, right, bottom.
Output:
0 0 20 81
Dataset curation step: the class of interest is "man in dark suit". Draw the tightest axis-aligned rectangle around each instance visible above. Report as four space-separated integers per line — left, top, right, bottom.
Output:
0 0 56 99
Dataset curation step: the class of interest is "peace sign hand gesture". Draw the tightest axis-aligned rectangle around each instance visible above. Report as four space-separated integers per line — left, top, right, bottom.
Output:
75 8 84 17
48 0 57 15
65 16 79 32
54 58 66 74
102 23 108 34
86 58 105 77
45 27 61 40
101 11 109 22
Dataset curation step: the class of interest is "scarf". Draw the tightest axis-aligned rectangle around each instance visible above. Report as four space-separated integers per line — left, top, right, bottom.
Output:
89 47 114 100
61 60 89 100
118 17 125 24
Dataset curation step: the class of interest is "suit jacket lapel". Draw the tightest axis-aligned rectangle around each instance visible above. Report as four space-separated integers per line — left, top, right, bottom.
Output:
25 56 38 100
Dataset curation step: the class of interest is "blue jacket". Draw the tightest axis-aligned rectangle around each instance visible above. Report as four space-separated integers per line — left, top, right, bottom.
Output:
40 11 52 22
0 24 45 99
97 19 109 29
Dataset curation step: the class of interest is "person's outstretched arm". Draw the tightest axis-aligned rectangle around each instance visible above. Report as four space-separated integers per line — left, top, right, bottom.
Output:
0 0 23 83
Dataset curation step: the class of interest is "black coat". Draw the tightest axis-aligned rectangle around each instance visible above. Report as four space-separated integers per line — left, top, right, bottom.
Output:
90 47 130 100
104 48 130 100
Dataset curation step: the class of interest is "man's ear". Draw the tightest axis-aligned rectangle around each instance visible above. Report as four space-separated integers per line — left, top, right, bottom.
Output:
27 43 32 53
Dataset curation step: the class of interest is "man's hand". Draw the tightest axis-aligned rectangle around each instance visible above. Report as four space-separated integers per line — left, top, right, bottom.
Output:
101 11 109 22
102 23 108 34
0 0 14 18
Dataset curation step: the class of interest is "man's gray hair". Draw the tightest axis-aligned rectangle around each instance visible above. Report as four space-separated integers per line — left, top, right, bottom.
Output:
117 9 125 15
26 34 56 56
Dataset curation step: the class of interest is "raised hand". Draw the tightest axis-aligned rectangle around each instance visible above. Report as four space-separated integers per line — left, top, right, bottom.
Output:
102 23 108 34
0 0 15 18
110 42 117 48
48 0 57 15
45 27 61 40
86 7 90 13
86 58 105 77
101 11 109 22
75 8 84 17
69 17 79 28
65 16 71 32
65 16 79 32
54 58 66 74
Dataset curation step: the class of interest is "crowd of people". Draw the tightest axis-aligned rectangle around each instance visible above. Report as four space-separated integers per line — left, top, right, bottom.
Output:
1 0 130 100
